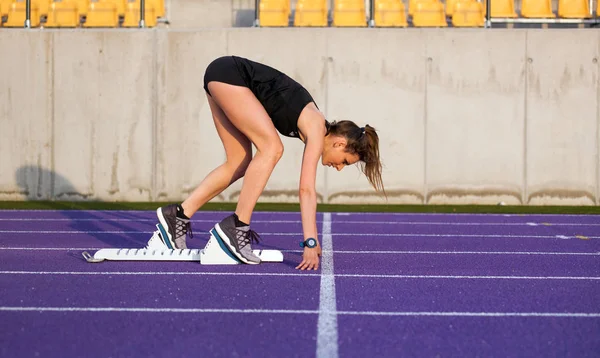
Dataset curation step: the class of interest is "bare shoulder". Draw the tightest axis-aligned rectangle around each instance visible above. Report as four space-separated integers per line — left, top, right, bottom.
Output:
297 103 326 142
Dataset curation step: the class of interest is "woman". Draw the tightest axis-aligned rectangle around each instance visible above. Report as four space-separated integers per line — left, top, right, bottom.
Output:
155 55 384 270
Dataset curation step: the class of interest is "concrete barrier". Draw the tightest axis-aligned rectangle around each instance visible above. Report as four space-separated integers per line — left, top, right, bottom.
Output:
525 30 599 206
154 30 228 202
426 30 527 205
326 29 427 204
1 28 598 205
0 31 53 200
51 31 156 201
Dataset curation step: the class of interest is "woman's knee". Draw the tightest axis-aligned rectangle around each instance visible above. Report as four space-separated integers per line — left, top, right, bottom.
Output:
259 139 284 163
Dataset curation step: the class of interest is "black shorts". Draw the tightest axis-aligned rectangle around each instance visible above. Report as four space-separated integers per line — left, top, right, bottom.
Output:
203 56 246 96
202 55 318 139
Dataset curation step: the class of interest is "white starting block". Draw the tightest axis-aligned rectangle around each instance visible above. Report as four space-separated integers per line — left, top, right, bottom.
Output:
82 225 283 265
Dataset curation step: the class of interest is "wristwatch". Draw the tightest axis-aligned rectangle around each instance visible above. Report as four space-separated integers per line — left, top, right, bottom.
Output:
300 238 318 248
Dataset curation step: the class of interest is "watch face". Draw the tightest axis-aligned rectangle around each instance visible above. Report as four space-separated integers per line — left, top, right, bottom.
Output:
307 238 317 247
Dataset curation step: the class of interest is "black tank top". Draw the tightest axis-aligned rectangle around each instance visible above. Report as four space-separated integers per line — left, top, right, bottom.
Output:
231 56 318 139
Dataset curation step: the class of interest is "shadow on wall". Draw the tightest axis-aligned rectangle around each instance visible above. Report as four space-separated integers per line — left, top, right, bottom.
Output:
15 165 152 249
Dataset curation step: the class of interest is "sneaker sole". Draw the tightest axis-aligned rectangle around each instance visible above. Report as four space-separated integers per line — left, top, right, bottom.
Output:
156 208 177 250
214 223 260 265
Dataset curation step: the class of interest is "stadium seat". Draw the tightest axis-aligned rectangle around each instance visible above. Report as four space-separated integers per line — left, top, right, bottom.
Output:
75 0 86 15
408 0 417 15
122 0 156 26
82 0 119 27
452 0 484 26
521 0 555 17
259 0 289 26
149 0 162 18
332 0 366 26
411 0 447 26
293 0 327 27
2 0 41 27
558 0 590 18
1 0 9 23
374 0 407 27
482 0 518 17
445 0 459 16
45 0 80 27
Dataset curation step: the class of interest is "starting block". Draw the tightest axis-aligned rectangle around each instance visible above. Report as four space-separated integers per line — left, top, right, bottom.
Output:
82 225 283 265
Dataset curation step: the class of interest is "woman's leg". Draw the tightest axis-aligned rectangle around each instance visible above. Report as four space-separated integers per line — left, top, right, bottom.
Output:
207 81 284 225
155 92 253 249
180 94 253 218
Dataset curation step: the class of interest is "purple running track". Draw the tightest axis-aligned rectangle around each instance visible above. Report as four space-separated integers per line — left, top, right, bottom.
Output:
0 210 599 357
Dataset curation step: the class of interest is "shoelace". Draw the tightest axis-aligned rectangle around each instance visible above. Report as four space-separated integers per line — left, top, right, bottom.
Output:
176 218 193 239
237 228 261 249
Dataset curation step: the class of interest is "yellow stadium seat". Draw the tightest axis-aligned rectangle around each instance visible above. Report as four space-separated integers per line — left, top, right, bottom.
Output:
259 0 289 26
558 0 590 17
412 0 447 26
82 0 118 26
374 0 407 27
332 0 366 26
521 0 555 17
482 0 518 17
445 0 459 16
1 0 10 21
122 0 156 26
452 0 484 26
45 0 80 27
408 0 417 15
148 0 162 17
75 0 87 14
3 0 41 27
294 0 327 27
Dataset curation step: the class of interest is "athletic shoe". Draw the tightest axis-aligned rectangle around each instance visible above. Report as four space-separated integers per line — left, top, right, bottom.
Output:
156 204 193 249
213 214 261 264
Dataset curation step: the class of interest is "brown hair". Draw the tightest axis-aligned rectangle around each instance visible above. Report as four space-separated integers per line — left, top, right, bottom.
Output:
326 120 385 195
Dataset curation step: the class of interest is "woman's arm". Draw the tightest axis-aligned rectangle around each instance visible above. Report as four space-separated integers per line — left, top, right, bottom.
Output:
296 106 326 270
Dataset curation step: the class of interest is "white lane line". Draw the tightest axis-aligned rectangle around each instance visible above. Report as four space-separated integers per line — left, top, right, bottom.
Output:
334 250 600 256
1 271 597 280
0 271 319 277
331 212 600 218
330 221 600 227
1 230 599 240
2 247 599 257
317 213 338 358
336 311 600 318
0 306 598 318
336 274 600 280
0 219 305 223
0 306 316 314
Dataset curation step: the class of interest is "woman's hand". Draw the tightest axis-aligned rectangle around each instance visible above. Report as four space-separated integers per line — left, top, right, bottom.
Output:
296 245 322 271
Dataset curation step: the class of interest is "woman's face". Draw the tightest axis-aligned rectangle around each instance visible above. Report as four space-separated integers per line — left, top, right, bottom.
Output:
322 135 360 171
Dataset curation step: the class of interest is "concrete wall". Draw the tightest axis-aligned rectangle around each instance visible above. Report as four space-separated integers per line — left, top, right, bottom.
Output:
1 28 599 205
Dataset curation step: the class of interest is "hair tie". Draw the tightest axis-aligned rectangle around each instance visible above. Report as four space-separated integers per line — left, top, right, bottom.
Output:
361 127 366 135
